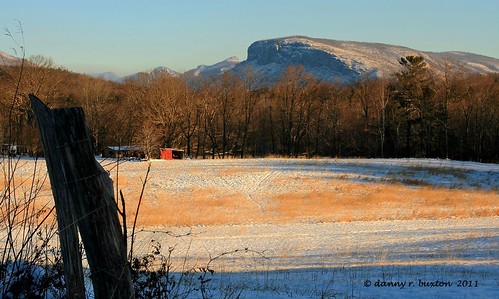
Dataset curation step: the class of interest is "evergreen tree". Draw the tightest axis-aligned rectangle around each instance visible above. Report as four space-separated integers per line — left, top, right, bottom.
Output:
393 56 436 157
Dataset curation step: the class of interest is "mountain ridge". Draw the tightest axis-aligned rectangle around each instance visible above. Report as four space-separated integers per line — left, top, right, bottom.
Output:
0 50 20 66
232 36 499 84
183 56 240 79
80 36 499 83
3 37 498 84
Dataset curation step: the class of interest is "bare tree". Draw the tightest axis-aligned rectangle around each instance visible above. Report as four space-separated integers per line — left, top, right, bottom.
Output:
272 66 316 156
178 89 200 158
145 74 184 149
374 78 390 158
455 74 498 161
80 76 117 152
238 67 261 158
200 82 221 158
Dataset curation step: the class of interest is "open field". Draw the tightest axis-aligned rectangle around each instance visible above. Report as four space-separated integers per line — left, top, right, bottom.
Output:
2 157 498 297
109 158 498 226
113 158 498 297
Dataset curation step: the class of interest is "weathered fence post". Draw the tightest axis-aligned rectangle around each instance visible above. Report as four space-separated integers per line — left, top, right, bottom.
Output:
30 95 134 299
29 96 85 298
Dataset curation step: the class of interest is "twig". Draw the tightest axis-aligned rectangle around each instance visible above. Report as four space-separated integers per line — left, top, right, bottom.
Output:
119 190 127 254
129 162 152 262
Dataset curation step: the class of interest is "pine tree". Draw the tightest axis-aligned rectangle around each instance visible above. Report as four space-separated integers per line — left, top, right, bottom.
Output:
393 56 436 157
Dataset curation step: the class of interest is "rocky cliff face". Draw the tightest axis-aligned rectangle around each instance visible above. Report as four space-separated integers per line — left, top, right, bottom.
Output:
237 38 360 82
233 36 499 84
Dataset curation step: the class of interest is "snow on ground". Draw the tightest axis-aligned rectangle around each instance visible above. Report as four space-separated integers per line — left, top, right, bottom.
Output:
202 264 499 298
136 218 499 270
132 217 499 298
137 157 499 191
2 157 498 297
118 158 498 298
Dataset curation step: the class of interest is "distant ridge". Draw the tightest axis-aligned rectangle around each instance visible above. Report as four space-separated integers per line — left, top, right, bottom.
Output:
0 50 20 66
183 56 240 79
5 37 498 84
232 36 499 84
89 71 122 82
89 66 179 83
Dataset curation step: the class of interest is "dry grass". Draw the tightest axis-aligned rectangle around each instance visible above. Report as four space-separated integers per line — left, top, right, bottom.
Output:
135 188 264 226
2 159 497 227
266 180 497 224
117 170 498 227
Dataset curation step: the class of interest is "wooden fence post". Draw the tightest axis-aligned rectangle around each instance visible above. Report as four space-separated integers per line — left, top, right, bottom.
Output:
30 95 134 299
29 96 85 298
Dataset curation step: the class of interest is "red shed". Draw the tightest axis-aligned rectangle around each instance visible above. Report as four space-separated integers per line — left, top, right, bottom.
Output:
160 148 184 160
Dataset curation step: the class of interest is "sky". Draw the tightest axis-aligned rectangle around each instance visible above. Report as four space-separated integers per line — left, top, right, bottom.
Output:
1 0 498 76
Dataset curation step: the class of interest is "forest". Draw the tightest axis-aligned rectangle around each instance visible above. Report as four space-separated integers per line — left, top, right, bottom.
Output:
1 55 498 162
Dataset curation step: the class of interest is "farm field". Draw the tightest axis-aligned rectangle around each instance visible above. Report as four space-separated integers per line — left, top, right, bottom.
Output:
112 158 498 298
112 158 498 226
3 157 499 297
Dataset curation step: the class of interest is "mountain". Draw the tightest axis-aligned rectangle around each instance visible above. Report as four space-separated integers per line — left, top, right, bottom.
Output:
18 36 498 85
184 56 240 79
90 66 179 83
89 71 122 82
150 66 179 77
0 51 20 66
232 36 499 84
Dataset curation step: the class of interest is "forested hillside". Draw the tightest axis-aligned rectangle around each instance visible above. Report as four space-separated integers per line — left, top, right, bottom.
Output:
1 55 498 162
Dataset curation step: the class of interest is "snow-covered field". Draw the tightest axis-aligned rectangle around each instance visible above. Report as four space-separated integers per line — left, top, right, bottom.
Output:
113 158 498 227
112 158 498 298
133 217 499 298
3 157 499 297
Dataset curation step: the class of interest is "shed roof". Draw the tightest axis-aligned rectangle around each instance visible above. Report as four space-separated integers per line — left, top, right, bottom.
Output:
106 146 141 151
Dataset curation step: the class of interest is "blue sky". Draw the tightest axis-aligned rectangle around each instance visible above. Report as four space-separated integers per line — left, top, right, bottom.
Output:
1 0 498 76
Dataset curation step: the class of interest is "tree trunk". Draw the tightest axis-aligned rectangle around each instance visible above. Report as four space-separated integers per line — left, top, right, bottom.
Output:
30 95 134 299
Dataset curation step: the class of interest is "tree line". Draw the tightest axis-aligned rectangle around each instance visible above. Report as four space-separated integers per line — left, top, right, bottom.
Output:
1 55 498 162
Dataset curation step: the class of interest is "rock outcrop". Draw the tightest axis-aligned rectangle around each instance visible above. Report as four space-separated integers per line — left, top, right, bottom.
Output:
233 36 499 84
